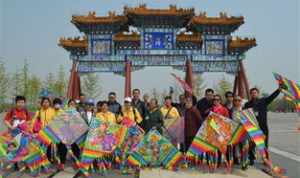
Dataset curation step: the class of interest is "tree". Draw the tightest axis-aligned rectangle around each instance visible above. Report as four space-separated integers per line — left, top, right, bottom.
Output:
82 73 102 99
53 65 67 97
21 59 30 98
0 61 9 104
193 74 206 98
150 88 160 100
27 75 42 105
10 70 23 97
214 76 233 100
44 72 56 96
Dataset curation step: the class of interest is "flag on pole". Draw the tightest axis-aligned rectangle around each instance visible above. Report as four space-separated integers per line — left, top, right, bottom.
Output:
171 73 193 94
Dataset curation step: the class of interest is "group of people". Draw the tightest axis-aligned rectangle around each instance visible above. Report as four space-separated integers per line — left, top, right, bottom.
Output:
3 83 283 171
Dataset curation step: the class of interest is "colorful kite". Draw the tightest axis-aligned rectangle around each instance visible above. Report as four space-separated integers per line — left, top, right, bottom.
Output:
46 109 89 146
239 109 266 154
186 112 246 172
127 129 182 170
36 109 88 147
0 133 14 158
0 131 52 177
35 109 89 170
238 109 287 177
164 116 184 146
117 117 145 173
80 120 127 174
273 72 300 112
20 140 52 176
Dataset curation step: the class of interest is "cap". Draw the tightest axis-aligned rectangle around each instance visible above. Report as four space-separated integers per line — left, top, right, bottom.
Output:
124 97 132 103
86 99 95 106
108 92 116 97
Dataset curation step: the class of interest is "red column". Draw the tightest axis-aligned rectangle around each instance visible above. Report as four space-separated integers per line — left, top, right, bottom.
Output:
124 60 132 98
233 61 250 99
238 72 244 98
233 75 238 96
67 61 81 99
185 59 193 97
239 61 250 99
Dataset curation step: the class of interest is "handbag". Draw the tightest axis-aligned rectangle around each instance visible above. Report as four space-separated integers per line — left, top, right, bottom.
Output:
33 111 42 133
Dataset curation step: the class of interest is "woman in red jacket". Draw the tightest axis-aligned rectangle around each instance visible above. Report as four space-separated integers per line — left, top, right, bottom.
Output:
211 94 229 117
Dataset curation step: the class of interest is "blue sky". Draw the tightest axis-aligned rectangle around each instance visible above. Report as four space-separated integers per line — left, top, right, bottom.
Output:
0 0 299 99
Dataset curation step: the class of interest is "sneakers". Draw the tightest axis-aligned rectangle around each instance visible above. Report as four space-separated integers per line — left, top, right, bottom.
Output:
249 159 255 166
58 163 65 171
72 163 80 170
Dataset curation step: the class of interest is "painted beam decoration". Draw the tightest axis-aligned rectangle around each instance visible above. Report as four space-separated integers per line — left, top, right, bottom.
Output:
59 5 256 74
90 35 112 59
205 39 225 56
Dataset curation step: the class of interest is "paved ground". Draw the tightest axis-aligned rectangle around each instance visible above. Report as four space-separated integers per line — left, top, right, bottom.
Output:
140 167 272 178
0 112 299 178
268 112 300 178
269 112 299 155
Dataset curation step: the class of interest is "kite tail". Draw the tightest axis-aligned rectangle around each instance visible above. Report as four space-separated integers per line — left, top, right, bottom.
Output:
208 152 217 172
262 151 287 178
202 153 207 170
96 158 107 175
68 148 80 168
226 145 233 173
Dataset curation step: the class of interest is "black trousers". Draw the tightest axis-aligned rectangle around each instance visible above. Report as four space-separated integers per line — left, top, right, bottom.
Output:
184 136 194 152
57 142 81 164
46 145 53 162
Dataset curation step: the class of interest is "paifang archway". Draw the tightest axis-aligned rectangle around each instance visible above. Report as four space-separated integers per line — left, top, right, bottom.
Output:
59 5 256 99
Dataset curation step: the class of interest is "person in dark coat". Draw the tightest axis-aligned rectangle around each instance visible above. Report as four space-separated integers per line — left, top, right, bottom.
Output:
132 89 148 130
143 94 150 109
196 88 214 119
107 92 122 115
172 94 186 117
244 85 283 164
144 98 164 134
224 91 234 113
76 93 86 113
184 97 202 152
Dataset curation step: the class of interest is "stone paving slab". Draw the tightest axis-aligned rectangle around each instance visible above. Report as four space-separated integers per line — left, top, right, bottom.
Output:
1 166 272 178
140 167 271 178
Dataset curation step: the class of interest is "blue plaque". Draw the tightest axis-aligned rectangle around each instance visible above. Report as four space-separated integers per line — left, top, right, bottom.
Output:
144 32 173 49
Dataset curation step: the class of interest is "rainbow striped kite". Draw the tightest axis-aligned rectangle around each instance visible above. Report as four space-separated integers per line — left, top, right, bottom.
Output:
36 126 60 146
238 109 288 178
239 109 266 155
273 72 300 112
21 141 51 176
0 134 12 157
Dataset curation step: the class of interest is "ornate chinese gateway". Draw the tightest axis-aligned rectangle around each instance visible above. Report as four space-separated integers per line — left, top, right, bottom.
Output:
59 5 256 98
